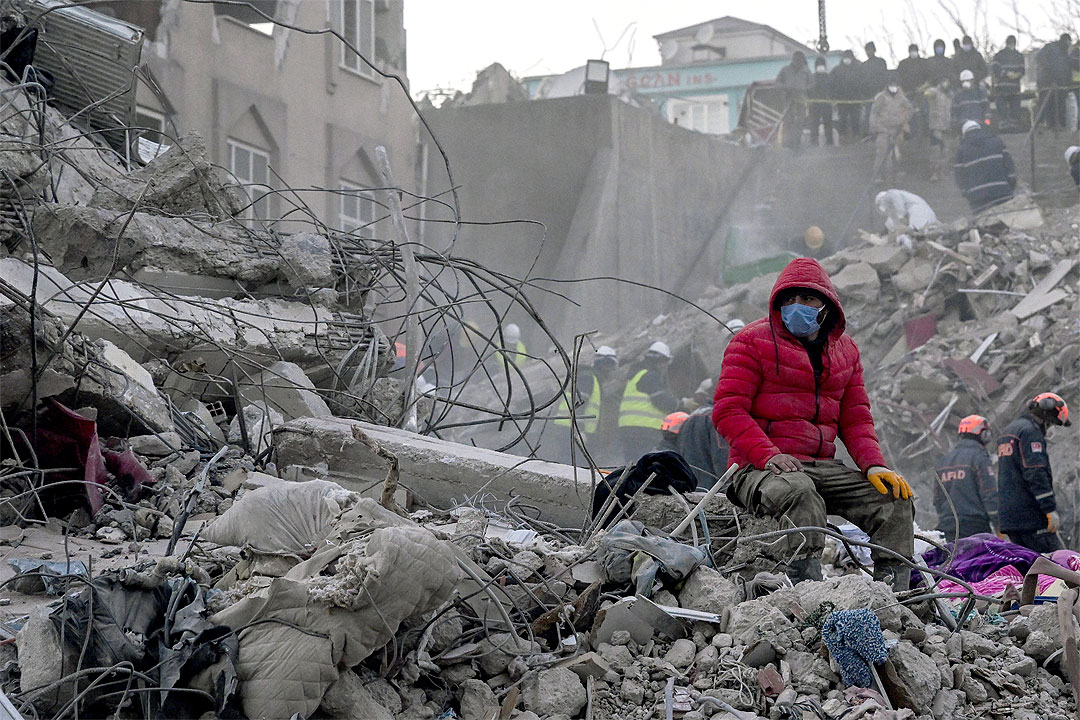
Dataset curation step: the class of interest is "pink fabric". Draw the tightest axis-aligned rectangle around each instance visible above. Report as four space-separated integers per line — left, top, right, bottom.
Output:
1050 549 1080 573
936 564 1058 597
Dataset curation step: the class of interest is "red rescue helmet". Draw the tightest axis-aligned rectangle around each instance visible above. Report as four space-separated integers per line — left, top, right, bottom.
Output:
957 414 988 436
661 411 690 433
1030 392 1071 426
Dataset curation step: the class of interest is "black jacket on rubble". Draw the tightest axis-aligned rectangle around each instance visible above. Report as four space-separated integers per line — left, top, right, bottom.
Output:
934 437 998 528
997 414 1055 533
954 127 1016 212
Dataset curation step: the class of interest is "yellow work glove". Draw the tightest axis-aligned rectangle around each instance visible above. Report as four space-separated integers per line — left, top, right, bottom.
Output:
866 466 913 500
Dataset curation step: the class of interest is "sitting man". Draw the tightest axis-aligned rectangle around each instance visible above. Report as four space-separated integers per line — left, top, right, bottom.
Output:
713 258 914 587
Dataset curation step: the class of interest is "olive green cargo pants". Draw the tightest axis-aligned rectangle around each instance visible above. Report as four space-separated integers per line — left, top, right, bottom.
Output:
729 460 915 583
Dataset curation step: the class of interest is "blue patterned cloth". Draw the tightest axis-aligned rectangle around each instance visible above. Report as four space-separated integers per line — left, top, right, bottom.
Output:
821 608 888 687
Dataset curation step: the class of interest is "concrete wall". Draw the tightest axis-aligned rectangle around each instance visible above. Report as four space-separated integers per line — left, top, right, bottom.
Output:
420 95 759 345
112 0 417 232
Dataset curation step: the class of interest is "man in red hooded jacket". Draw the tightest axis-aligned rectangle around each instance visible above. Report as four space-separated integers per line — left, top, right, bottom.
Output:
713 258 914 587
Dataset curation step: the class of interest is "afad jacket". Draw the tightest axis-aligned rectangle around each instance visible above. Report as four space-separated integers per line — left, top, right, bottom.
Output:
712 258 888 473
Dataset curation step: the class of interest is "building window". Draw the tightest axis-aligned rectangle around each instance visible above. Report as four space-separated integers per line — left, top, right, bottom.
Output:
228 139 271 223
341 0 375 76
339 180 375 230
667 94 731 135
134 107 170 163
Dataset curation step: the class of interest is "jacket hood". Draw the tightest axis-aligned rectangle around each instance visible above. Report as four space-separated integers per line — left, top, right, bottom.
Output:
768 258 847 337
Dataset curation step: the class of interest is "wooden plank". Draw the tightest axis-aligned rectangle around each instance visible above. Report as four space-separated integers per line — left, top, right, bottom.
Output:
926 240 976 264
1010 259 1077 318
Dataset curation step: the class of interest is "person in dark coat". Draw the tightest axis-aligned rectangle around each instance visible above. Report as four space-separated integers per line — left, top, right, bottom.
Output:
861 42 889 137
1067 146 1080 186
991 35 1025 129
713 258 913 587
935 415 998 541
1036 34 1072 129
997 393 1071 553
776 51 812 150
830 49 863 141
807 56 834 146
954 120 1016 212
951 69 991 131
926 39 953 86
897 43 929 137
953 35 988 83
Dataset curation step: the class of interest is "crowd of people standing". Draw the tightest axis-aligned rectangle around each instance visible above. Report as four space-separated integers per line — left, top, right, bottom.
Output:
774 33 1079 157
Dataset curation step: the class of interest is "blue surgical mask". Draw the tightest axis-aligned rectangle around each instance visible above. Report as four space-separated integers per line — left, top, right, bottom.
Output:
780 303 824 337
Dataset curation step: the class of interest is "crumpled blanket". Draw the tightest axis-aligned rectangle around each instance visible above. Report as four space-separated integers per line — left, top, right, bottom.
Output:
936 563 1058 598
821 609 888 688
919 533 1040 585
598 519 708 597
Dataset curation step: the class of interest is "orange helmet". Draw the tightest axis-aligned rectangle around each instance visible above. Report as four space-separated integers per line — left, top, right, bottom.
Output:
957 415 988 436
661 411 690 433
1030 392 1071 426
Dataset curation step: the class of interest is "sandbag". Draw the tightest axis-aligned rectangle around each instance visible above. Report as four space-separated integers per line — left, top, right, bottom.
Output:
202 479 354 555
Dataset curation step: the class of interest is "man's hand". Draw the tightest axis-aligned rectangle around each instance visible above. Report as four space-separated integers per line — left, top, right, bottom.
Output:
1047 511 1061 533
765 454 803 474
867 466 913 500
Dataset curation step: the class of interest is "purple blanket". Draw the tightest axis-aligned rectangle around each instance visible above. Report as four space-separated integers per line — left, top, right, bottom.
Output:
921 533 1041 583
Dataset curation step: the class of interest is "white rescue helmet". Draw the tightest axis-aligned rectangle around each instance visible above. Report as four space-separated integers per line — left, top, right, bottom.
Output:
1066 146 1080 164
959 69 974 82
961 119 980 134
646 341 672 360
727 319 746 332
503 323 520 344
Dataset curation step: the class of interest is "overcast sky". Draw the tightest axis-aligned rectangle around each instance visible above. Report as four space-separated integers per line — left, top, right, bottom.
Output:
403 1 1076 96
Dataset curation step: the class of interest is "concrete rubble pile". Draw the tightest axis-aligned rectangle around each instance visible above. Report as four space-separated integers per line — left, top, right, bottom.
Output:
6 458 1080 720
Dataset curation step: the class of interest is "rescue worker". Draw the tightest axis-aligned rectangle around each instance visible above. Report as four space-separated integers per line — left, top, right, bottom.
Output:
934 415 998 541
1067 146 1080 186
552 345 618 464
875 189 938 238
953 35 987 84
670 405 731 490
713 258 914 588
997 393 1071 553
951 69 991 132
925 39 953 87
618 341 678 463
924 76 953 180
1036 34 1073 129
657 411 690 453
897 43 928 136
991 35 1025 130
869 78 913 180
807 56 834 146
776 51 811 150
499 323 527 368
831 49 863 142
954 120 1016 212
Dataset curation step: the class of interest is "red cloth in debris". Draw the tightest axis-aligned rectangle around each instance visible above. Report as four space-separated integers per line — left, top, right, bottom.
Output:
712 258 888 472
32 401 109 514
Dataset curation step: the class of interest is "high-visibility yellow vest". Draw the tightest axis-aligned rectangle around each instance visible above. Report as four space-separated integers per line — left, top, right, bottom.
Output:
502 340 527 367
555 375 601 434
618 369 665 430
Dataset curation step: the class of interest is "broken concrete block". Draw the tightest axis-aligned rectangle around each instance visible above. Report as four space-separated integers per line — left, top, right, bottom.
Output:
726 599 795 647
557 651 612 680
522 667 586 717
89 131 245 220
859 243 908 275
774 574 904 632
228 403 283 453
239 361 331 421
677 566 741 612
458 678 498 720
319 670 393 720
178 397 226 444
17 607 80 714
475 633 541 677
883 640 941 714
278 232 335 288
830 261 881 305
977 194 1043 231
663 638 697 669
128 431 182 456
893 256 935 294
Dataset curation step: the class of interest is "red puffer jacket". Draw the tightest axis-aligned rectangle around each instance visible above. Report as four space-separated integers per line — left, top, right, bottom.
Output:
712 258 887 472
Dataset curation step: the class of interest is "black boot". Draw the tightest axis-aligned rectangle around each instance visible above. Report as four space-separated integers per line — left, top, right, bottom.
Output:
787 557 823 583
873 562 912 591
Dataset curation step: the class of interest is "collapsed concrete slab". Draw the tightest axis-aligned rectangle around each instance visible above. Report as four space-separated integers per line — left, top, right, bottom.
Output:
238 361 331 421
273 417 599 528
